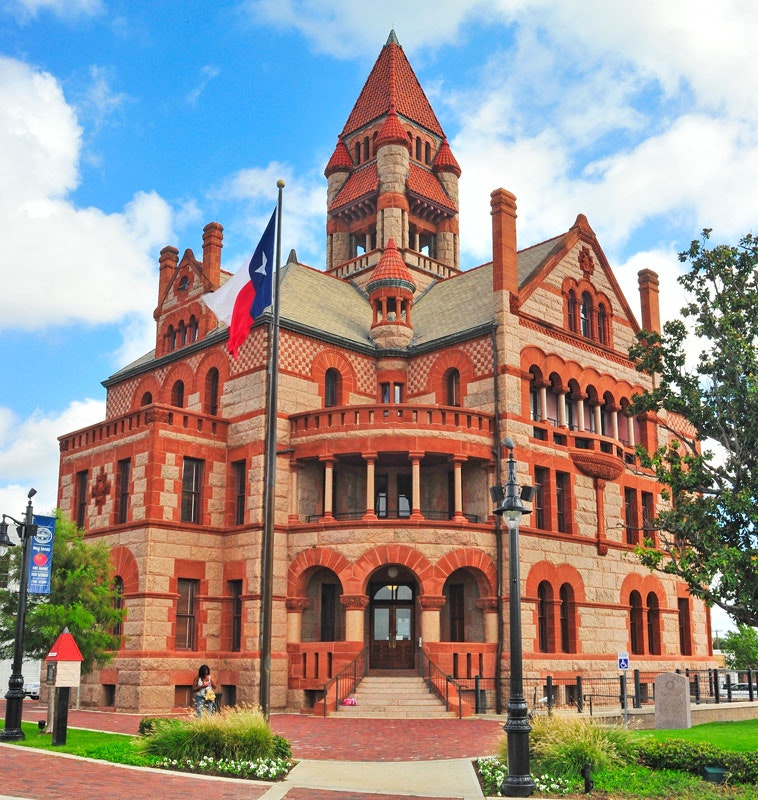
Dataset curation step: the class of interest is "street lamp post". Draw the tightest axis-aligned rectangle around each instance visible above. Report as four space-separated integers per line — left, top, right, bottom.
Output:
0 488 38 742
494 440 536 798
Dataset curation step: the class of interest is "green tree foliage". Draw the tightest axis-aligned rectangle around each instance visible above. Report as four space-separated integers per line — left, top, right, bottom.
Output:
629 229 758 627
0 511 123 673
721 625 758 670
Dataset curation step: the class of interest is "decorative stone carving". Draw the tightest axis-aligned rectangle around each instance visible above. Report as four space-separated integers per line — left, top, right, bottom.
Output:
340 594 369 609
285 597 310 612
569 449 624 481
91 468 111 512
419 595 446 611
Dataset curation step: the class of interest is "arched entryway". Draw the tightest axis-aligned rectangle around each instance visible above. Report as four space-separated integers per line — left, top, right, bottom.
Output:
369 565 417 669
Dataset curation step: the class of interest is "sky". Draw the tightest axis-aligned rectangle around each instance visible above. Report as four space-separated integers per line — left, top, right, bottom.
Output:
1 0 755 634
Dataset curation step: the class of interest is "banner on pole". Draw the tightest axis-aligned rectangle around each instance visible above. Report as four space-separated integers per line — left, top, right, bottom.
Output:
27 515 55 595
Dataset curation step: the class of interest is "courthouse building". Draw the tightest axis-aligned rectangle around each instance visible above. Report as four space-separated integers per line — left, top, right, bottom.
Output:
57 32 714 714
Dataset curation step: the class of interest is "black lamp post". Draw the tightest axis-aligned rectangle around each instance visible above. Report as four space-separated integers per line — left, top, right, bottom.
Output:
494 440 535 798
0 488 37 742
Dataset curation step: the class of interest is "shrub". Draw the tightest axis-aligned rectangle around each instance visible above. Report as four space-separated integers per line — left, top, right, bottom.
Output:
138 717 165 736
139 706 281 763
637 739 758 784
523 716 637 779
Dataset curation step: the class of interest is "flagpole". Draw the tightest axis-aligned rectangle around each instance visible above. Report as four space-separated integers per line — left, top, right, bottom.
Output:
259 180 284 719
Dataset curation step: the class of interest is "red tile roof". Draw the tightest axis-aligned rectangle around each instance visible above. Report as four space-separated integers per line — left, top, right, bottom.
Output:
407 163 456 212
325 137 353 177
376 104 410 149
331 163 378 210
368 239 415 290
433 138 461 177
341 32 444 138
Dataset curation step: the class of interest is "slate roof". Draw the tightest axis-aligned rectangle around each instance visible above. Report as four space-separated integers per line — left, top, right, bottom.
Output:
341 31 444 137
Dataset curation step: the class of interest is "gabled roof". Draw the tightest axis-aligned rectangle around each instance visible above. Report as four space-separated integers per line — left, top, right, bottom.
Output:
341 30 444 137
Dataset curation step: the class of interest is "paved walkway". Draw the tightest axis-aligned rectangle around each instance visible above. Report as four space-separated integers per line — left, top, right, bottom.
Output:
0 702 505 799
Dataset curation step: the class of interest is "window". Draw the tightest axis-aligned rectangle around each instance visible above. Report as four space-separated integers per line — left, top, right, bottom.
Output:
580 292 593 337
181 458 204 524
529 378 541 421
189 315 199 343
380 382 403 403
205 368 220 415
116 458 131 525
559 584 574 653
231 460 246 525
176 578 199 650
537 581 552 652
533 467 548 530
629 591 644 655
375 474 388 518
597 303 608 344
325 368 341 407
167 325 175 352
171 380 185 408
565 393 576 430
112 576 124 638
678 597 692 655
647 592 661 655
556 471 570 533
624 488 639 545
641 492 655 543
320 583 337 642
567 290 578 332
75 470 88 529
397 474 412 518
446 369 460 407
229 580 242 652
141 391 153 406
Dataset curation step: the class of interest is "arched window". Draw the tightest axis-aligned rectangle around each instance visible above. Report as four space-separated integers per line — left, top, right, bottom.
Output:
325 368 341 408
629 590 644 655
597 303 608 345
171 380 185 408
567 290 578 332
537 581 554 653
354 141 361 164
178 320 187 346
166 325 175 352
425 141 431 164
445 368 460 407
647 592 661 655
559 583 575 653
363 136 370 161
140 391 153 406
205 368 220 415
529 367 542 422
112 576 124 638
189 315 199 343
580 292 593 338
415 137 422 160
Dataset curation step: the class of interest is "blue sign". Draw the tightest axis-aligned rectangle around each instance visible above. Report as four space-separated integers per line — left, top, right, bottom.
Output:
27 515 55 595
617 651 630 670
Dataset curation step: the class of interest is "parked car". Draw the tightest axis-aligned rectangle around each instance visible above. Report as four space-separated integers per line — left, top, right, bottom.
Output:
23 681 40 700
728 682 757 699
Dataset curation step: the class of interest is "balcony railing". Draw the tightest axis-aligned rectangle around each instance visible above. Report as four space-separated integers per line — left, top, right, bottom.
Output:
304 509 481 524
290 404 494 439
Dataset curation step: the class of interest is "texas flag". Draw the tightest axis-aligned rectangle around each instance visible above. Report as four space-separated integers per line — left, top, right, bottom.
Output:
203 208 276 358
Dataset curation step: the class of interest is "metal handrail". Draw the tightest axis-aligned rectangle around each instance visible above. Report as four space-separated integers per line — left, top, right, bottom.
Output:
418 647 467 718
320 648 366 717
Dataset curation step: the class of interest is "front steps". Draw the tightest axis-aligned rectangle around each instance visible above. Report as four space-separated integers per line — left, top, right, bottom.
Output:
336 675 456 718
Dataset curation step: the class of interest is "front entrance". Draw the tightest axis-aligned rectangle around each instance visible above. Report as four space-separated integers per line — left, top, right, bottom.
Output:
370 581 415 669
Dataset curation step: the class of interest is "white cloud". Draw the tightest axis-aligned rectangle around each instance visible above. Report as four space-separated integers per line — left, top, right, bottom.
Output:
0 57 174 335
186 65 221 105
2 0 103 20
0 398 105 516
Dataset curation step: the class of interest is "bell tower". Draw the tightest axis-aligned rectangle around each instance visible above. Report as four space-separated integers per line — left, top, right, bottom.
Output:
325 30 461 273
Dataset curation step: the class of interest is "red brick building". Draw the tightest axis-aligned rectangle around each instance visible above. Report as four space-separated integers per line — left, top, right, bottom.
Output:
58 31 714 714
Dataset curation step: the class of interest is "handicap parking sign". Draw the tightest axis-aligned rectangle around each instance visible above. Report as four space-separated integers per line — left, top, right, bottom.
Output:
618 651 629 670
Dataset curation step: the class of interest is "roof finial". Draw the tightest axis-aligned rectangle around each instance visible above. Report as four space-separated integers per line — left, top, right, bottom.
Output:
386 29 400 46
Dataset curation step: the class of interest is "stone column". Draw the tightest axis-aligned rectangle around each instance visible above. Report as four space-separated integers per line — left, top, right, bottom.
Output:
478 597 499 643
451 457 466 522
576 396 585 431
285 597 309 644
539 384 548 422
557 390 567 428
320 455 335 520
341 594 369 642
410 451 423 520
363 452 378 520
288 458 299 524
420 595 446 643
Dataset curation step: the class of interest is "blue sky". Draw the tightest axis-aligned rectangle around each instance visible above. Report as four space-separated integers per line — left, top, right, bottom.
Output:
0 0 754 633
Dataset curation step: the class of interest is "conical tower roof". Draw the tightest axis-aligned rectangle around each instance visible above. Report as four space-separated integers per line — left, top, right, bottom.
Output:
341 30 444 137
367 238 416 294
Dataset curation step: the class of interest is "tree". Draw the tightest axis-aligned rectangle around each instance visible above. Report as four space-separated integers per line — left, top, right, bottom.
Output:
0 511 123 673
629 230 758 628
720 626 758 671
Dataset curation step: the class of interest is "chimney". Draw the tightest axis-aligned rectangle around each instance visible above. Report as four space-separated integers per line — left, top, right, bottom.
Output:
157 245 179 305
202 222 224 288
637 269 661 334
491 188 518 296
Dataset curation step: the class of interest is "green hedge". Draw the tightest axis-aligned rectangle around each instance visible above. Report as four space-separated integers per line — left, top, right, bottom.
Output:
637 739 758 784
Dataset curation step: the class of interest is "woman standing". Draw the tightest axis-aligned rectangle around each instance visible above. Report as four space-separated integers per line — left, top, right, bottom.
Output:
193 664 217 717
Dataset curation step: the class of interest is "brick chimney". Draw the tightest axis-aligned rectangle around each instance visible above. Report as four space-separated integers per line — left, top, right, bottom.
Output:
491 188 518 297
157 245 179 306
202 222 223 288
637 269 661 334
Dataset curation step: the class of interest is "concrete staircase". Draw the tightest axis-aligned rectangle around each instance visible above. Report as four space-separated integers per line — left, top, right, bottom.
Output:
336 675 455 718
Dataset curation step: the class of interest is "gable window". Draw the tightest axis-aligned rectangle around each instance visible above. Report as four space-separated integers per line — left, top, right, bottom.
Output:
446 368 460 407
597 303 608 344
181 457 203 524
325 368 341 407
75 470 88 529
567 290 578 332
176 578 198 650
580 292 593 337
116 458 131 525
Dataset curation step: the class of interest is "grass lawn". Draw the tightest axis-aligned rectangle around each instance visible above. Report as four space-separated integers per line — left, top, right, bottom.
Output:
632 719 758 753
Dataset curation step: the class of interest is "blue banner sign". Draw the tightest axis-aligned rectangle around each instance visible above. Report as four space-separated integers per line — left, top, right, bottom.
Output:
27 515 55 595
